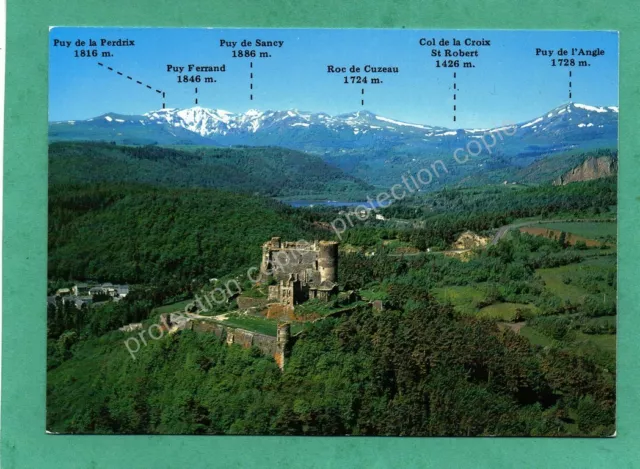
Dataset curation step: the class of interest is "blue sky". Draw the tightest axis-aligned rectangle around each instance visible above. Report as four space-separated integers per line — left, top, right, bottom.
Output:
49 28 618 128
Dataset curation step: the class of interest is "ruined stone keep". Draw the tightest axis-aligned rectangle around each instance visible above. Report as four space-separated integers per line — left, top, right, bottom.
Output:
260 237 339 306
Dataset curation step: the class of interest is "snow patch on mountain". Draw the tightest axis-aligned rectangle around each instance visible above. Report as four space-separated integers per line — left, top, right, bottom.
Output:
374 115 431 130
574 103 609 113
522 117 543 129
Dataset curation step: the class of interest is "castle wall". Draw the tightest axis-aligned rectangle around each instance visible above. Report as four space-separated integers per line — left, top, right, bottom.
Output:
185 319 282 365
317 290 331 301
252 333 278 356
232 329 255 349
268 249 319 281
268 285 280 301
190 320 225 339
260 238 321 282
161 303 370 371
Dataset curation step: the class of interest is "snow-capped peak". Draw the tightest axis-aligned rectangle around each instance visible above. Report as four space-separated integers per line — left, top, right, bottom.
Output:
56 102 617 147
573 103 615 113
136 106 444 137
511 102 618 136
548 102 618 116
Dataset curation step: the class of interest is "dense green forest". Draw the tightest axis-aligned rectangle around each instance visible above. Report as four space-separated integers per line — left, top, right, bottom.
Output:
47 309 614 436
49 142 372 197
339 177 616 250
48 178 615 288
47 233 615 436
48 183 329 284
47 145 617 436
381 176 616 220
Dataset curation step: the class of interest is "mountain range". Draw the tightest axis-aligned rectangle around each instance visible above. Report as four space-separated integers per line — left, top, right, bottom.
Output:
50 103 618 148
49 103 618 186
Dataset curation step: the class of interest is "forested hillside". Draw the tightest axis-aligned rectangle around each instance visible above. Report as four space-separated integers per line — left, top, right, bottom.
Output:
46 152 617 437
383 175 616 220
47 235 616 436
48 177 616 284
48 183 327 285
337 177 617 250
49 142 373 197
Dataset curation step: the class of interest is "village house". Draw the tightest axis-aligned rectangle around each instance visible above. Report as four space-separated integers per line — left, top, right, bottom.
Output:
49 282 130 311
55 287 71 297
72 283 90 296
74 282 130 299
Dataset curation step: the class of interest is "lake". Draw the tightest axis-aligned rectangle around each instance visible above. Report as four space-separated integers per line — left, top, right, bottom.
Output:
287 200 387 209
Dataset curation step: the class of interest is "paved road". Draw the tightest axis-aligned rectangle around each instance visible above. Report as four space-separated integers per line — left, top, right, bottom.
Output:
489 218 616 246
490 221 534 246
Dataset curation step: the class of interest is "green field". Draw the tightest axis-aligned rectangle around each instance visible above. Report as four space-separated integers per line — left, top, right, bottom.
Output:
294 298 368 319
537 267 591 303
536 257 616 304
359 289 388 301
574 332 616 355
582 315 616 328
294 299 339 317
521 325 615 352
432 287 542 319
535 221 616 240
217 314 279 336
431 285 486 315
478 302 539 320
579 254 618 267
520 324 615 373
151 299 193 315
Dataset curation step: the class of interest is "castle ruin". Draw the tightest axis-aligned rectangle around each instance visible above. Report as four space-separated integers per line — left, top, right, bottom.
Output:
260 238 339 306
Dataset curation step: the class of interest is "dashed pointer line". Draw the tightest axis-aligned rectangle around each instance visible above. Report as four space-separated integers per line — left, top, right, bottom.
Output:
97 62 165 100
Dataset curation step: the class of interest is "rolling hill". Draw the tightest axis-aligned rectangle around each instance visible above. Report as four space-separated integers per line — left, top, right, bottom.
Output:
49 142 373 197
48 183 326 284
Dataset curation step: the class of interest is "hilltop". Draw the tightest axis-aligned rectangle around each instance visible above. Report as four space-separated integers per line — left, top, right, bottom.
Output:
49 142 373 197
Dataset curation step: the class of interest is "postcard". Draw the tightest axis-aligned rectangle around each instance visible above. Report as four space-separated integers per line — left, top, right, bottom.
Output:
46 28 617 436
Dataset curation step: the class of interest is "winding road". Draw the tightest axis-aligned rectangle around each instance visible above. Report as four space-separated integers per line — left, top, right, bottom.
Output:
489 218 616 246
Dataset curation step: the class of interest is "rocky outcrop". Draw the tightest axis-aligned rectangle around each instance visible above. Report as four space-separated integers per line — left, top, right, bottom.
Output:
553 156 617 186
452 231 490 250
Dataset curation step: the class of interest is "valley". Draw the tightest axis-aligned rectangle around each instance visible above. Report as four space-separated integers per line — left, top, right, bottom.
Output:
46 147 617 436
46 98 617 437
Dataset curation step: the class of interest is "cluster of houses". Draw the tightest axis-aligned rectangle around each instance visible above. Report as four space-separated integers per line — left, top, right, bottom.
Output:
47 282 130 310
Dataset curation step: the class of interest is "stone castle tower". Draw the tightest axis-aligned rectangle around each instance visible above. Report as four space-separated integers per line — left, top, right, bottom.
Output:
318 240 338 284
274 322 291 370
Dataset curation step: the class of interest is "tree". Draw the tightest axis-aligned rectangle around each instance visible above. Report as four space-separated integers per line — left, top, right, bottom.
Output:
558 231 567 248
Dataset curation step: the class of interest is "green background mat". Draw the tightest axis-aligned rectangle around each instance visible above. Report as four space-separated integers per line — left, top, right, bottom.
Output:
2 1 638 467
